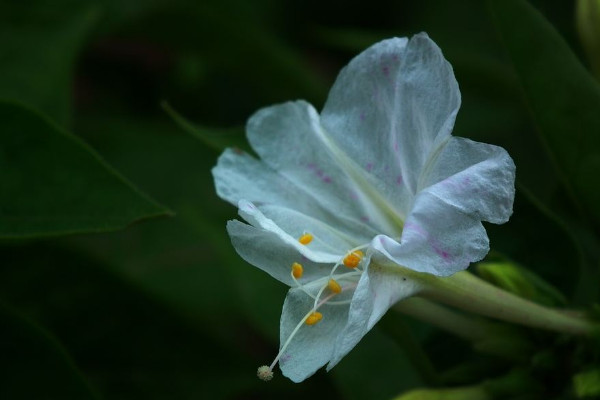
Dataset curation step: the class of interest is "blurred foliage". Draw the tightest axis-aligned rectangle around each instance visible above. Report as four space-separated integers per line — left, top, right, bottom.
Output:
1 0 599 399
0 101 170 239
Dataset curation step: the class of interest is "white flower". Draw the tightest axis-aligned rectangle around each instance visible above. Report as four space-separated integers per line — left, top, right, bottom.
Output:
212 33 515 382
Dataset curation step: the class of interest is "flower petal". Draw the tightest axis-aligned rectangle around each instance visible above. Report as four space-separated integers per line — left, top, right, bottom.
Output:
214 148 379 249
237 200 347 263
418 137 516 224
213 148 319 215
327 261 423 370
227 219 334 285
321 33 460 212
371 136 515 275
246 100 405 237
372 193 490 276
279 287 351 382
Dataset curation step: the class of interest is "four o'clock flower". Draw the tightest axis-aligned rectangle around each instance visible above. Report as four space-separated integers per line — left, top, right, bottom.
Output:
212 33 516 382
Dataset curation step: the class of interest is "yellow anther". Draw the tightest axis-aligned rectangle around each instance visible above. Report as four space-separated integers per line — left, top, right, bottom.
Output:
343 250 364 268
291 262 303 279
328 279 342 294
305 311 323 325
298 233 313 245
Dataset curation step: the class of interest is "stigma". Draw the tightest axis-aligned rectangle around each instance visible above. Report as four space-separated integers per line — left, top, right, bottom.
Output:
257 243 367 381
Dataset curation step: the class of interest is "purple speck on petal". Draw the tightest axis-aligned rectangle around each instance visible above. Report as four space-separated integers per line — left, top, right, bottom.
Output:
280 354 292 365
434 246 452 261
306 163 333 183
360 216 369 223
396 175 403 185
359 111 366 121
405 222 426 237
393 141 399 152
382 65 390 77
366 163 373 172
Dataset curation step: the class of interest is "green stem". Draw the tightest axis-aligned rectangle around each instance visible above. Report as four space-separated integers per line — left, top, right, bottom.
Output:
376 261 598 336
394 297 489 342
419 270 597 335
394 297 533 361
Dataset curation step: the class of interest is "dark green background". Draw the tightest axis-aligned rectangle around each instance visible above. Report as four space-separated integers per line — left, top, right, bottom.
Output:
1 0 599 399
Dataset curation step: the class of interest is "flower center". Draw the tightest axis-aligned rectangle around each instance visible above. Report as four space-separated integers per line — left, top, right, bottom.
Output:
257 232 368 381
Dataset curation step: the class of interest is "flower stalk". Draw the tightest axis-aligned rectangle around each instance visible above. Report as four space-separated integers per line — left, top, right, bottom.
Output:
394 297 532 361
383 261 599 336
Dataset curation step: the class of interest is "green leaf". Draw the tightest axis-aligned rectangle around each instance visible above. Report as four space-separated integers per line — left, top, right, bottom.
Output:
0 240 338 399
161 101 249 152
68 115 283 340
573 368 600 398
332 328 423 400
0 101 171 239
0 0 100 125
0 302 100 400
489 0 600 225
476 261 567 307
378 312 440 386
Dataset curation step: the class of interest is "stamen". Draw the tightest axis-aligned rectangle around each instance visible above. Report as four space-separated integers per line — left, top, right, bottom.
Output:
291 262 303 279
305 311 323 325
328 279 342 294
259 297 334 381
298 233 313 245
291 270 360 305
343 250 364 268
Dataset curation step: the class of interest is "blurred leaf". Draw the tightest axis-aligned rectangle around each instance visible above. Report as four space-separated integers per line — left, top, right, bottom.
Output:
0 243 339 399
0 302 99 400
573 368 600 398
482 368 543 398
512 186 600 305
314 27 393 53
332 328 423 400
112 0 328 124
70 116 284 340
489 0 600 225
476 261 567 307
392 385 490 400
379 312 440 386
0 101 171 239
576 0 600 79
0 0 100 125
161 102 248 151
